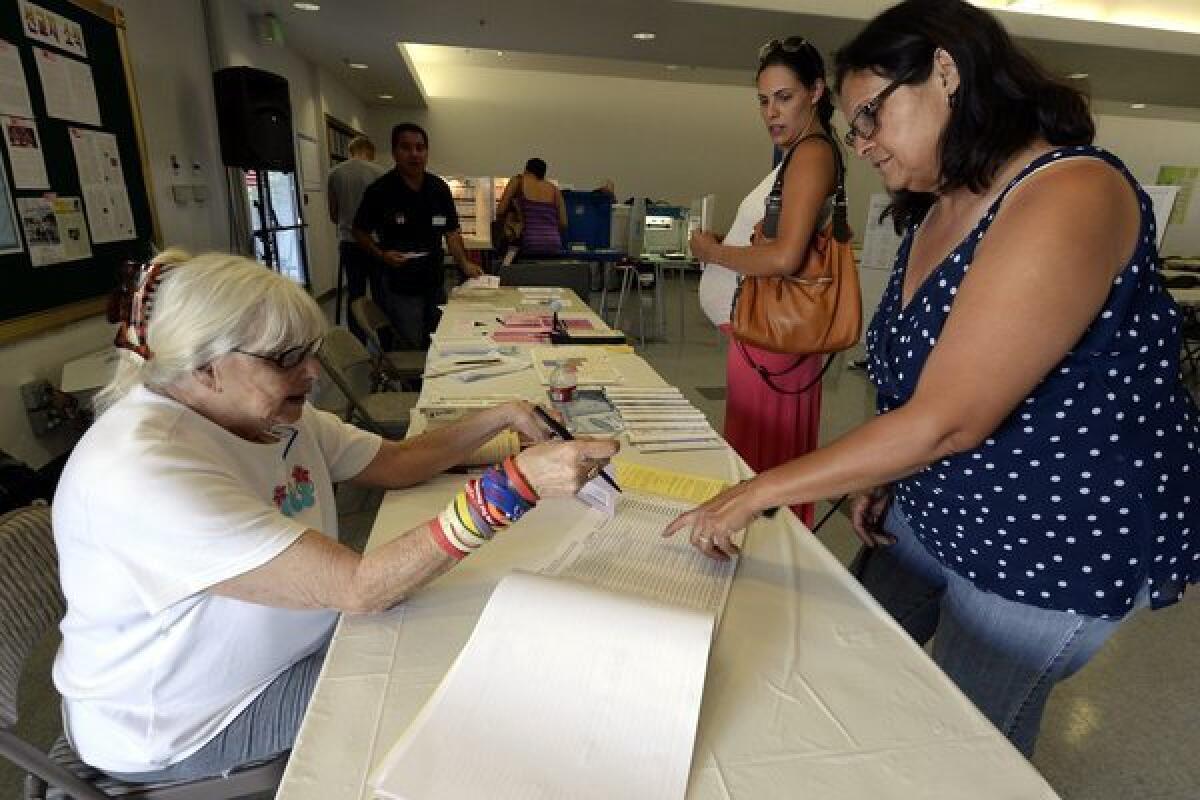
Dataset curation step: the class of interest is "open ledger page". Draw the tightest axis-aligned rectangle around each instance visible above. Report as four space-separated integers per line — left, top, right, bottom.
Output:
539 492 738 625
370 571 714 800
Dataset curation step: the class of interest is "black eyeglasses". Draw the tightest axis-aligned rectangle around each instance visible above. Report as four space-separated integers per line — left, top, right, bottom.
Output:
758 36 810 62
233 337 323 370
843 77 906 148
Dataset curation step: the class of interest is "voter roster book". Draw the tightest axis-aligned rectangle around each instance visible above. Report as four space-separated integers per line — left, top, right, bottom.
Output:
370 491 736 800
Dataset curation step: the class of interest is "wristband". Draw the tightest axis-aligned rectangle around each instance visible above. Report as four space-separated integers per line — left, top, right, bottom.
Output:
439 508 486 553
429 516 467 560
467 478 506 530
503 456 540 504
482 468 530 522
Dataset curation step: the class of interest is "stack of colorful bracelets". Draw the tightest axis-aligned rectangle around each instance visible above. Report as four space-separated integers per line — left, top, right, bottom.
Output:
430 456 541 560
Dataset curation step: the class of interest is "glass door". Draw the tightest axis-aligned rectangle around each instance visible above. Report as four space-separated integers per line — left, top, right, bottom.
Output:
245 169 309 286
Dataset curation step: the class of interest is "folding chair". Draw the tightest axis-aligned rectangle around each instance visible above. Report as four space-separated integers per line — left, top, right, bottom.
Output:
0 505 287 800
316 328 418 439
349 297 426 389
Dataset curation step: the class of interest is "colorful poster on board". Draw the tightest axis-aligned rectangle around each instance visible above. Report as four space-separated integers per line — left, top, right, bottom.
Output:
19 1 87 59
1 114 49 189
17 195 92 266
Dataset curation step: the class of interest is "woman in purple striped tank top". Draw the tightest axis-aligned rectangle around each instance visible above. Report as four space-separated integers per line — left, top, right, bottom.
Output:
498 158 568 256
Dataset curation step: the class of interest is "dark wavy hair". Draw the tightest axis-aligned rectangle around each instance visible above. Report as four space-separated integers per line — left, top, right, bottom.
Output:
757 38 836 140
834 0 1094 232
525 157 547 180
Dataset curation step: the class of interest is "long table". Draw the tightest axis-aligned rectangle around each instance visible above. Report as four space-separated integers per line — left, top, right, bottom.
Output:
276 288 1058 799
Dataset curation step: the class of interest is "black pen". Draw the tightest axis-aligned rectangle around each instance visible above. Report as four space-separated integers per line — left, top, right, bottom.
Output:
533 405 622 493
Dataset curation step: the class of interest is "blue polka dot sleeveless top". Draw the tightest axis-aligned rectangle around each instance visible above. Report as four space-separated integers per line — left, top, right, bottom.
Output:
866 146 1199 617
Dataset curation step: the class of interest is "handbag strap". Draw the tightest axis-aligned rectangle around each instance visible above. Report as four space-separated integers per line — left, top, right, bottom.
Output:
770 133 851 244
736 342 837 394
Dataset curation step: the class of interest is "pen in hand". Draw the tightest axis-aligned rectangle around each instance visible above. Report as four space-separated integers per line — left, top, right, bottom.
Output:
533 405 622 493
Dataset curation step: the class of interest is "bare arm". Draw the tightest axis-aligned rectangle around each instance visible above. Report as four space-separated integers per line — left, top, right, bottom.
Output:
352 402 545 489
445 230 482 277
497 176 518 216
556 187 568 230
698 138 835 277
668 158 1140 554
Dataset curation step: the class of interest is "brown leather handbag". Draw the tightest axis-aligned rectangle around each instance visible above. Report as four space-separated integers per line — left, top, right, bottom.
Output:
731 135 861 356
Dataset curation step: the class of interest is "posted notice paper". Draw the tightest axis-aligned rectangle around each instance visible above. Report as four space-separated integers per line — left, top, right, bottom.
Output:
17 195 91 266
34 46 99 127
0 39 35 117
69 127 135 242
1 115 49 189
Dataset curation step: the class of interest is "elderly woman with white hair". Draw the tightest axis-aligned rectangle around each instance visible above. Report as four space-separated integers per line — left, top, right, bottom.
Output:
51 250 618 782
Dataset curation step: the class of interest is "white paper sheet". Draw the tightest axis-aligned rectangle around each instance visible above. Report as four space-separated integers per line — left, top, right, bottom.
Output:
17 195 91 265
371 571 714 800
33 46 99 126
541 493 737 619
0 157 23 255
2 115 48 188
69 127 135 242
0 39 34 117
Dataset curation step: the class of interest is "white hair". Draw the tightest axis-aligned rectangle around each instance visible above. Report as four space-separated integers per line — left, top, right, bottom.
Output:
94 249 326 415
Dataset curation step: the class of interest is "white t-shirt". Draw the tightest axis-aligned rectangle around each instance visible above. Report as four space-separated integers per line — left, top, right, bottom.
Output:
52 387 381 773
697 165 780 327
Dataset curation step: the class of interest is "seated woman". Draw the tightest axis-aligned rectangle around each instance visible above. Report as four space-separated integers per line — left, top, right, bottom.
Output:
52 250 617 782
497 157 568 256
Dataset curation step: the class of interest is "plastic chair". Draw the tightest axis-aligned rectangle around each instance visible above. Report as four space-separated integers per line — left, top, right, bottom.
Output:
349 297 426 386
316 328 418 439
0 505 287 800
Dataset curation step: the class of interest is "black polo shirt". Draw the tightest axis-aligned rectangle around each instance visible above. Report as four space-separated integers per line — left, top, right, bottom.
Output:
353 169 459 293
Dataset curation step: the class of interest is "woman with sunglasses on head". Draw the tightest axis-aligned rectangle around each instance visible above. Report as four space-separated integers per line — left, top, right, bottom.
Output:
52 250 617 782
670 0 1198 756
692 35 842 527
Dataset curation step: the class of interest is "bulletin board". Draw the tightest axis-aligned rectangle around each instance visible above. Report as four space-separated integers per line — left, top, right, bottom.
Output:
0 0 157 345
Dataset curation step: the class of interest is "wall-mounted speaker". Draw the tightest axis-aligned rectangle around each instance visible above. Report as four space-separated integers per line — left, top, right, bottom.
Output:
212 66 295 171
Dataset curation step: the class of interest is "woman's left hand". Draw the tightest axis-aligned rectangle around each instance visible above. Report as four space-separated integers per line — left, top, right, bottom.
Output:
689 230 720 262
663 480 763 561
498 400 556 444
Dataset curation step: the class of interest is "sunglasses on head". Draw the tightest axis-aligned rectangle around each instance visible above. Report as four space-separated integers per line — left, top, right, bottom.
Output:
758 36 811 62
233 337 323 370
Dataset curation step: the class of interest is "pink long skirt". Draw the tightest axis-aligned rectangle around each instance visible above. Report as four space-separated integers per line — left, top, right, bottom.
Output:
721 325 822 527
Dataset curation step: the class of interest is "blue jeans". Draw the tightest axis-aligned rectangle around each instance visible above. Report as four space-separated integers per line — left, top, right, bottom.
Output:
104 640 330 783
855 504 1143 757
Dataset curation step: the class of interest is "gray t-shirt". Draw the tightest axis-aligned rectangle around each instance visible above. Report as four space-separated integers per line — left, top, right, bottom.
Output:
328 158 386 242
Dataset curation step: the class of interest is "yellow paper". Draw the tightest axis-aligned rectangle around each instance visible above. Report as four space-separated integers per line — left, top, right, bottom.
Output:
612 459 732 505
464 430 520 466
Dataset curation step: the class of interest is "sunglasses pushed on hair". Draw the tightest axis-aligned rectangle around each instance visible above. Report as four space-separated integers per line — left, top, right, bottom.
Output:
758 36 811 62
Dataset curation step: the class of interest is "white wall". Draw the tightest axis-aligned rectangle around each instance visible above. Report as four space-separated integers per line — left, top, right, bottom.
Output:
1095 113 1200 257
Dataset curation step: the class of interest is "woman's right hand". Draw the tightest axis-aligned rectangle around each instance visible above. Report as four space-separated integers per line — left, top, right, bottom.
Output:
514 439 619 499
849 486 895 548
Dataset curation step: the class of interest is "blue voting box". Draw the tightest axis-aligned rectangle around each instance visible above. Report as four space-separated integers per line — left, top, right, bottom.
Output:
562 190 613 250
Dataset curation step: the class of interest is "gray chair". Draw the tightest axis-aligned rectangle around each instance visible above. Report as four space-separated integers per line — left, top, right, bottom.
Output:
349 297 426 385
498 260 591 303
0 505 287 800
316 328 418 439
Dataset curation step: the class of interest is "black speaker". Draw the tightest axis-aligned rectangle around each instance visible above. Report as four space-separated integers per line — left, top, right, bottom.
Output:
213 67 295 171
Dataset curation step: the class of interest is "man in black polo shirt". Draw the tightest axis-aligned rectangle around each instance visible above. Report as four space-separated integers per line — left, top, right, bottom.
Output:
353 122 482 348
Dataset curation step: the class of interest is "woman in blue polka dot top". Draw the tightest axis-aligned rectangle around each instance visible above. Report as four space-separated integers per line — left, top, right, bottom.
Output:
666 0 1198 757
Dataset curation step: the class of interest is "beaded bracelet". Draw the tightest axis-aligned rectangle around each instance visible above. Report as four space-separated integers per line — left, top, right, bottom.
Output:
430 463 540 559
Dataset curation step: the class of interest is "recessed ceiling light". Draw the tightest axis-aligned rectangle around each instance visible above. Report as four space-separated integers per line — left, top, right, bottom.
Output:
496 51 504 56
1067 72 1089 80
347 62 368 70
632 32 656 40
665 64 680 70
1130 103 1147 109
292 2 320 10
378 93 394 100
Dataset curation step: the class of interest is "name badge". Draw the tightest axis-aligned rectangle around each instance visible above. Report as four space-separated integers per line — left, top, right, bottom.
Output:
432 215 447 227
394 212 406 225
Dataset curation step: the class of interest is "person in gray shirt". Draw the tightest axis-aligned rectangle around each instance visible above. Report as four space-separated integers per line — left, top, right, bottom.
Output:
328 136 386 342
